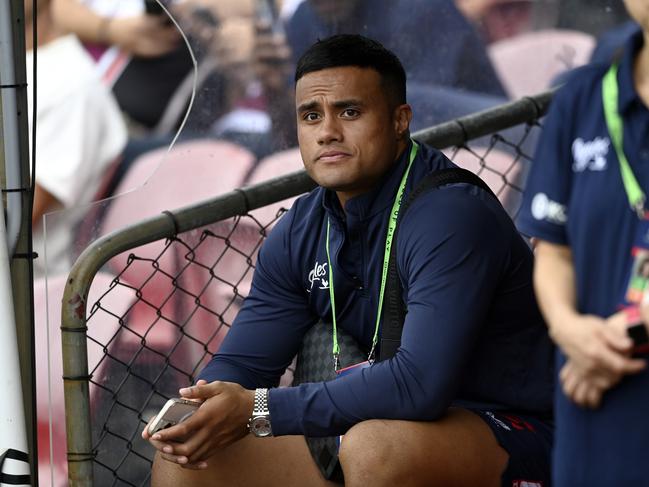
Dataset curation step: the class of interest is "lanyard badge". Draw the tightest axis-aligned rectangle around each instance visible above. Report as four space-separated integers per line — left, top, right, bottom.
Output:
325 141 420 372
619 217 649 306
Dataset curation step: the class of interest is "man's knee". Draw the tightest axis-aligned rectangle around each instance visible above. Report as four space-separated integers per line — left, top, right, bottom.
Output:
338 420 408 486
151 452 191 487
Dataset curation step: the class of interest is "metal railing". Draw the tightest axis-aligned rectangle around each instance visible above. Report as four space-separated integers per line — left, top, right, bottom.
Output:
60 91 553 486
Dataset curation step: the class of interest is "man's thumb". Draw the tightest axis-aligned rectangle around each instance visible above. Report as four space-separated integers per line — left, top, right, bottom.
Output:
179 380 218 399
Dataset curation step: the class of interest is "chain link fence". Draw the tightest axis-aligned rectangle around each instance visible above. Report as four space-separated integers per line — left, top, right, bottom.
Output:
60 92 552 486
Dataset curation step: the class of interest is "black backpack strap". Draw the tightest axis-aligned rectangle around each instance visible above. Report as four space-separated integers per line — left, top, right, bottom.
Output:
378 168 499 361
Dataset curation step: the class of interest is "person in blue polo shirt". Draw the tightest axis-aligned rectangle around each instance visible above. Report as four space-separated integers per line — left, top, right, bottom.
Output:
145 34 553 487
518 2 649 485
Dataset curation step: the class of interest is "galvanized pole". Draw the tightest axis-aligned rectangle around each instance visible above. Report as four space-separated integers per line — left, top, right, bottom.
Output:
1 0 37 483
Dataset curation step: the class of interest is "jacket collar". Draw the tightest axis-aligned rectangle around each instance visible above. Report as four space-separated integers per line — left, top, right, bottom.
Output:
617 28 645 115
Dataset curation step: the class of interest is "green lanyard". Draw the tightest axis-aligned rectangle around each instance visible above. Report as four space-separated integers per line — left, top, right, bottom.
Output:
602 63 646 219
325 141 419 371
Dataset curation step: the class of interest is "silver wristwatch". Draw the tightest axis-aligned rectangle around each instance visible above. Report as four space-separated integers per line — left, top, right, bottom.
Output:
248 388 273 437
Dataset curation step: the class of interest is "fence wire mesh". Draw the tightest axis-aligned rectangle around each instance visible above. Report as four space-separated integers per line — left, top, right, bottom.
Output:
62 104 546 486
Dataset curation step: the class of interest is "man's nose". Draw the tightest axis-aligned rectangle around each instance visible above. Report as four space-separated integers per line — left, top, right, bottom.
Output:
317 115 343 145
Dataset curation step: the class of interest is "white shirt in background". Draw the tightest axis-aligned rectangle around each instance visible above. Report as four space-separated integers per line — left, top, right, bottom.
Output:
26 34 127 278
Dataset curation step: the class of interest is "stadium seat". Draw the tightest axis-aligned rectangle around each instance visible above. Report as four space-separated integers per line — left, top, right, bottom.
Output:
443 146 524 216
98 139 255 374
488 29 595 99
230 148 305 298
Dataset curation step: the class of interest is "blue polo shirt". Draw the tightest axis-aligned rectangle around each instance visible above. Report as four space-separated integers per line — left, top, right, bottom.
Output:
518 30 649 485
199 141 553 437
285 0 506 98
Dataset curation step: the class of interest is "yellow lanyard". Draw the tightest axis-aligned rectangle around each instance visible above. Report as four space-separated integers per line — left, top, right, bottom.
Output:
325 141 419 370
602 63 646 218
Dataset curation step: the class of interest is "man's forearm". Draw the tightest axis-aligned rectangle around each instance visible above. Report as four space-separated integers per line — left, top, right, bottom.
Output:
51 0 107 44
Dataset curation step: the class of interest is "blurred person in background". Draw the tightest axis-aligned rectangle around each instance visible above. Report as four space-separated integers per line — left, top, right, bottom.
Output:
555 0 629 38
455 0 534 44
255 0 508 149
25 0 127 277
51 0 190 132
518 0 649 484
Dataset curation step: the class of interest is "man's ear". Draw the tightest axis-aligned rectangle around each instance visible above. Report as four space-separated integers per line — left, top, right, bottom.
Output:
393 104 413 139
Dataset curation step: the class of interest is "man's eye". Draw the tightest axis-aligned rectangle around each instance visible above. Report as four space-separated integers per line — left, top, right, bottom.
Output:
341 108 359 118
304 112 320 121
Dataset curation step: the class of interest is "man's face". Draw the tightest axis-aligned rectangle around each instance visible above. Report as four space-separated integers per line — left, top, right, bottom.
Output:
308 0 360 22
296 66 411 205
624 0 649 30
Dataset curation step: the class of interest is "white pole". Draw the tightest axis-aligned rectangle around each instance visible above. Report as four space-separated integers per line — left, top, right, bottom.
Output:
0 196 30 485
0 0 26 256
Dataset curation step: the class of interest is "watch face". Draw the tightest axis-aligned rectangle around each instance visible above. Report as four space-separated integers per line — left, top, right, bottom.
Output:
250 417 272 437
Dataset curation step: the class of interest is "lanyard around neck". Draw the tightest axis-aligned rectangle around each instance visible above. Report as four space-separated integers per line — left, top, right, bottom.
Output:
602 63 646 219
325 141 419 371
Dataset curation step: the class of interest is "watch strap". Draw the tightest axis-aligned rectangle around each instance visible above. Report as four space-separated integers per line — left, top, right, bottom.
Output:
252 388 270 415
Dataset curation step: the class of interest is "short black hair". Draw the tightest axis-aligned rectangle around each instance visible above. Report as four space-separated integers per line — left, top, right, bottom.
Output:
295 34 407 105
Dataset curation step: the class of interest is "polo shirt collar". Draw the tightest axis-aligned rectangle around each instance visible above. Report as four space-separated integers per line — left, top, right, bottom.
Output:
322 140 413 221
617 28 645 115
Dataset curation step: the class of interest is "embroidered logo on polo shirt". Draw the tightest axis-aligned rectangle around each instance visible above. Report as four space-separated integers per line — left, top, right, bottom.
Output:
307 261 329 292
531 193 567 224
572 137 609 172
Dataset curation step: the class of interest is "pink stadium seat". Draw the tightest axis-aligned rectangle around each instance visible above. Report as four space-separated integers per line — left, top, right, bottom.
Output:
246 148 304 227
35 273 135 486
232 148 305 298
488 29 595 99
99 140 255 372
443 147 524 215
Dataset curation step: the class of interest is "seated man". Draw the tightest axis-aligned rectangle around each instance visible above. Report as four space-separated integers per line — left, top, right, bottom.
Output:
144 34 553 487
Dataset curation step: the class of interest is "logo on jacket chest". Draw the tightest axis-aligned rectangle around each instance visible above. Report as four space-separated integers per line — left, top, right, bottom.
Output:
571 137 609 172
307 260 329 292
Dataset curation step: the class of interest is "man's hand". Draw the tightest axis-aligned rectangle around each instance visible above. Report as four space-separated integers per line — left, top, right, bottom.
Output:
107 15 180 57
142 380 255 469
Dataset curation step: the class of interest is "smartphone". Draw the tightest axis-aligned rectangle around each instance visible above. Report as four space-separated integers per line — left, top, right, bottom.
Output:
147 398 200 436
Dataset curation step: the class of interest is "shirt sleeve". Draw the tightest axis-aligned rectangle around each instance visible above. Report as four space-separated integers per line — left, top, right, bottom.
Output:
268 187 510 437
198 205 317 388
517 87 574 244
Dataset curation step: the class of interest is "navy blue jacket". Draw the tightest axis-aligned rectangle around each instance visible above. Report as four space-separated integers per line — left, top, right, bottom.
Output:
200 142 553 437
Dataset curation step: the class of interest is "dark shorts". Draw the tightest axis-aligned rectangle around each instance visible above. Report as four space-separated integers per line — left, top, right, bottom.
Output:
471 409 553 487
